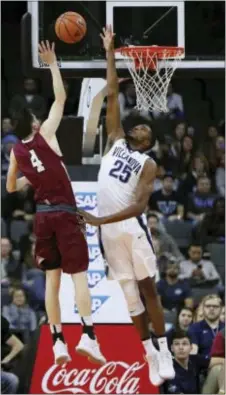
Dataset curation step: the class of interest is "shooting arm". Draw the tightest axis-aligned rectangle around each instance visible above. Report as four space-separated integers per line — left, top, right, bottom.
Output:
40 62 66 139
100 160 156 224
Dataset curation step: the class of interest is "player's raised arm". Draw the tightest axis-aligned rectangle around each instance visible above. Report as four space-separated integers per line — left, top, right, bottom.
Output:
39 41 66 140
101 26 124 151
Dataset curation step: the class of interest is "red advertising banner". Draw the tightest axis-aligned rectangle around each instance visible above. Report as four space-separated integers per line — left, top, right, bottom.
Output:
30 324 159 394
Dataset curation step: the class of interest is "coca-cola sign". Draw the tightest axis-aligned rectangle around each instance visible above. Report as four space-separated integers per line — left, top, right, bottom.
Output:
30 325 158 394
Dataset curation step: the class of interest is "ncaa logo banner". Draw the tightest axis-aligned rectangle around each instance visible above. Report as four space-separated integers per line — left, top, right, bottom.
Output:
59 182 131 324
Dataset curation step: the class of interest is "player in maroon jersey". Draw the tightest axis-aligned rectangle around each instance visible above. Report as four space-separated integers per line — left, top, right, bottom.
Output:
6 41 106 366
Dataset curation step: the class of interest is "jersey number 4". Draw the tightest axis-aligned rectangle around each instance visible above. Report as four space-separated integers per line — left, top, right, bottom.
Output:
29 150 45 173
109 159 132 183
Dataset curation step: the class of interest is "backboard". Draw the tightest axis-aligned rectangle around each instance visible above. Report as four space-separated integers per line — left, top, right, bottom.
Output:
25 1 224 77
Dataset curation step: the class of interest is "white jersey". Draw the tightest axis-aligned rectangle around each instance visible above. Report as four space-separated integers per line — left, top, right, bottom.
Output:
97 138 157 282
97 138 150 235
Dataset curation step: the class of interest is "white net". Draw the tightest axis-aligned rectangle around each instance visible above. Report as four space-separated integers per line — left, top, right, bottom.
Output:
118 47 184 113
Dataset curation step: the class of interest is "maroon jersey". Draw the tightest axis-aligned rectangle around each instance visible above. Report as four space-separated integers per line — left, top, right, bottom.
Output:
13 133 76 206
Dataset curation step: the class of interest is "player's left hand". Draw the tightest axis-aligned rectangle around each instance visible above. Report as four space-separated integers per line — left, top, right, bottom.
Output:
78 210 103 226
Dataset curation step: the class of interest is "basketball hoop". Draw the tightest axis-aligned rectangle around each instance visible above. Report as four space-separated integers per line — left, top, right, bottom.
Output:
115 46 185 113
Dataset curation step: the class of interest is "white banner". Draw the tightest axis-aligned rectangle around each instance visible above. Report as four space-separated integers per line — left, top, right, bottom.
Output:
59 182 131 324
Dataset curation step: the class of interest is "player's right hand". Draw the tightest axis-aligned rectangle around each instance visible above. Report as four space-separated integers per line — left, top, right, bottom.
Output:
38 41 56 65
78 209 102 227
100 25 115 52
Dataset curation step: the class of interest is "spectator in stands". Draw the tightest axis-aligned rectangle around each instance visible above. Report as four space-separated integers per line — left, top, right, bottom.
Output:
179 135 194 178
179 243 221 286
164 122 187 170
1 117 15 138
21 241 45 286
2 184 35 222
172 122 187 155
179 152 209 197
196 197 225 246
147 213 184 262
220 306 225 323
194 302 204 322
1 134 19 177
202 125 219 164
202 327 225 394
167 307 194 348
152 163 166 192
166 83 184 120
19 238 45 315
1 315 24 394
148 173 184 220
9 77 46 119
157 260 193 312
186 176 216 223
153 82 184 120
157 136 181 174
215 154 225 197
118 81 136 120
23 271 46 315
1 238 21 282
208 135 225 174
188 294 224 357
18 220 35 264
164 330 210 394
2 288 37 343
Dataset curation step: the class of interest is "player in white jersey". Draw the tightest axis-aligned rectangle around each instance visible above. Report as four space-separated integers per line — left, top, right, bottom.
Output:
81 26 175 386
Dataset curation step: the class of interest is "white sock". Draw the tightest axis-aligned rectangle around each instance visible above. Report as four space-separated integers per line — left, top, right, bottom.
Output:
157 337 169 352
50 324 62 333
81 316 93 326
142 338 157 356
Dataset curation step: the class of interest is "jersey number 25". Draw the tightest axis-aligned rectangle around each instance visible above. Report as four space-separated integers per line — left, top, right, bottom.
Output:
29 150 45 173
109 159 132 183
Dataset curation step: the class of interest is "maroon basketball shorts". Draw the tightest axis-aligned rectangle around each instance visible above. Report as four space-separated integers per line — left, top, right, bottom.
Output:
34 211 89 274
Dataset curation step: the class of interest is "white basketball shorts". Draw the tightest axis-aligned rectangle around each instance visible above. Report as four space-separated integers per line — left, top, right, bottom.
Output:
99 217 157 282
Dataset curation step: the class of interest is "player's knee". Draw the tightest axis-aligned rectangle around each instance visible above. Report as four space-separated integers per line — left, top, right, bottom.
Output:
121 280 145 317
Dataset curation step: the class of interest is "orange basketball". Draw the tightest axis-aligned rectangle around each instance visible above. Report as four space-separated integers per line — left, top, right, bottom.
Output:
55 12 87 44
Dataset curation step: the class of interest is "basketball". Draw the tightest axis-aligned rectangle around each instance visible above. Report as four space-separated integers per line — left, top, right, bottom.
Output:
55 12 87 44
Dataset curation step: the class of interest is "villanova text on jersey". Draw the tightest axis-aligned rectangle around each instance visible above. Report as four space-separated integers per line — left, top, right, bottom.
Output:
112 146 142 175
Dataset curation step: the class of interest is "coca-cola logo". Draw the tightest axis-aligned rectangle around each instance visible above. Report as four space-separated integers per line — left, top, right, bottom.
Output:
29 325 157 395
42 361 146 394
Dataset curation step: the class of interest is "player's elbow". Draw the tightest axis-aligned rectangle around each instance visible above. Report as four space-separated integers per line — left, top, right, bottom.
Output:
55 94 66 104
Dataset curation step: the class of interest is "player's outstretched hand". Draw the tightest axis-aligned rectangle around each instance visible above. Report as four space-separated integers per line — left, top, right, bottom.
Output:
100 25 115 52
38 41 56 65
78 209 103 227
